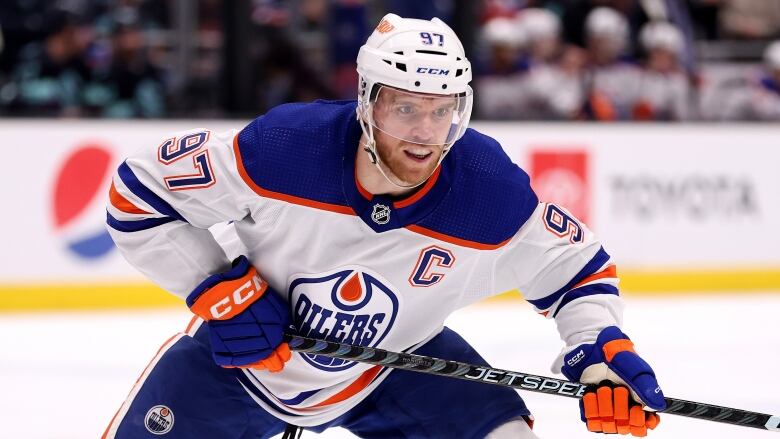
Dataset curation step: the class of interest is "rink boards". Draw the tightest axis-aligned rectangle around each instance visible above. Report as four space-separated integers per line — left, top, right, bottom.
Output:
1 120 778 310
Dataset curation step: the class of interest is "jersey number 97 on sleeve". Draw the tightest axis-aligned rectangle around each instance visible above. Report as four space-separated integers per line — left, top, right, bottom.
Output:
157 131 216 191
543 203 583 243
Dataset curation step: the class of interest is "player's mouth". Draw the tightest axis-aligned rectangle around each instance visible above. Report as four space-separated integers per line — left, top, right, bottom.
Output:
403 148 434 163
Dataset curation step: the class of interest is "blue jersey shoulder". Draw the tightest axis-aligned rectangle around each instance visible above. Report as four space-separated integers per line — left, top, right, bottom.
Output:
236 100 358 207
417 128 539 246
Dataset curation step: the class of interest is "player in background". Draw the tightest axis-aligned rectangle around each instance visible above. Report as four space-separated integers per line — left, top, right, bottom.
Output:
103 13 665 439
700 40 780 121
633 21 692 121
735 40 780 120
750 41 780 119
582 7 643 121
516 8 587 120
474 16 528 120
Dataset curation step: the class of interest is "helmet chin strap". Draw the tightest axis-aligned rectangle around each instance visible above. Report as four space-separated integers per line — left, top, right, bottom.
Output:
361 136 426 190
357 111 449 191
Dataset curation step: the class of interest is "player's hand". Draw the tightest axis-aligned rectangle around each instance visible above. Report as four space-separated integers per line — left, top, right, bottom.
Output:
561 326 666 436
186 256 293 372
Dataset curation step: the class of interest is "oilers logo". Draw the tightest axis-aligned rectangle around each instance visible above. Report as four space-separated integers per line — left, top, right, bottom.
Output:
144 405 174 435
289 267 400 372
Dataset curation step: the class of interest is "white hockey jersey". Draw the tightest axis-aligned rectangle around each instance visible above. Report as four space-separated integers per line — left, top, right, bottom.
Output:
106 100 623 426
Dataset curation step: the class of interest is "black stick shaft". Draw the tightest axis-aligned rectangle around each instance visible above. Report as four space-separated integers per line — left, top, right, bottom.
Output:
285 334 780 433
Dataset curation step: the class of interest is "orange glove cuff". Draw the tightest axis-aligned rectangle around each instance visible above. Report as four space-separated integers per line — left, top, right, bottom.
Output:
190 266 268 321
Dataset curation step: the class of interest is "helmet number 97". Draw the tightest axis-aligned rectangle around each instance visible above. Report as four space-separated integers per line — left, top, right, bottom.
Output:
420 32 444 46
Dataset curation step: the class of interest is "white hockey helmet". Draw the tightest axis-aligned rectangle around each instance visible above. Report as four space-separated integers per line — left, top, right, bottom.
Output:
586 7 629 39
585 7 629 57
483 16 527 49
764 40 780 71
519 8 561 42
640 21 683 55
356 13 473 188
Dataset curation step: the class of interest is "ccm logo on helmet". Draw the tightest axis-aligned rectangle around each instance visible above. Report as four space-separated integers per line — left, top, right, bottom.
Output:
416 67 450 75
210 275 266 319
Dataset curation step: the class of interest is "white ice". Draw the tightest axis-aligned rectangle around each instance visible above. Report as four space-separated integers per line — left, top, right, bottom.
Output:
1 295 778 439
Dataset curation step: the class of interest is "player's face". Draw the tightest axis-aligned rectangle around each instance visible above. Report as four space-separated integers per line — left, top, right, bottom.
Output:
371 87 458 186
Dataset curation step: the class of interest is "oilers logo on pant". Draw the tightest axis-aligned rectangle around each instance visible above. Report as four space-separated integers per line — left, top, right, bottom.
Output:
144 405 174 435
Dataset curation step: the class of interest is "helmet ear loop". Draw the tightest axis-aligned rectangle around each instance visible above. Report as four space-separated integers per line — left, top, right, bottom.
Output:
358 109 379 165
357 78 379 165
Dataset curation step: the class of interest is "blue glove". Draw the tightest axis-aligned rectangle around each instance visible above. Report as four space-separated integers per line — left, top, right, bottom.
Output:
186 256 292 372
561 326 665 436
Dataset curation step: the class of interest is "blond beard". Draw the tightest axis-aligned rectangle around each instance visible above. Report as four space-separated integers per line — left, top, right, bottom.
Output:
374 141 443 187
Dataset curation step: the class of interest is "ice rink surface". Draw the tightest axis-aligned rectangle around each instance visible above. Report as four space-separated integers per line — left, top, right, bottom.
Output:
2 294 778 439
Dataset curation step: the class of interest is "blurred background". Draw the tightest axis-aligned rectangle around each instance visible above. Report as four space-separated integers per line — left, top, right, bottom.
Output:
2 0 780 120
1 1 779 438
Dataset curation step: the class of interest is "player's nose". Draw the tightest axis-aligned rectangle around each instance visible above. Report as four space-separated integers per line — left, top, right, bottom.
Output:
409 117 436 143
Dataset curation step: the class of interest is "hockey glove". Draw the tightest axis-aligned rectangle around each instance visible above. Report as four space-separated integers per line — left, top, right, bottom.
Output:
561 326 665 437
186 255 292 372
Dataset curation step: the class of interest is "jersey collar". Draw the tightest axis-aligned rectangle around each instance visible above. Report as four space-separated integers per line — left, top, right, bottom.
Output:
342 116 452 233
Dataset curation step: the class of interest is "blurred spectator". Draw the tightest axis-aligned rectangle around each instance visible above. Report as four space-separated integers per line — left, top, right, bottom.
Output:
474 16 529 119
1 1 780 121
708 41 780 120
387 0 454 22
522 7 562 63
479 16 528 75
633 21 692 120
251 25 337 113
583 6 643 120
85 21 166 118
560 0 643 50
752 41 780 119
481 0 527 22
0 11 93 117
330 1 370 100
517 8 587 119
719 0 780 39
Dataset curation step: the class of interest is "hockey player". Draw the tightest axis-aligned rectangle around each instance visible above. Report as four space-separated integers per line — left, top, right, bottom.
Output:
474 16 529 119
582 7 643 121
516 8 587 120
103 13 665 438
633 21 692 121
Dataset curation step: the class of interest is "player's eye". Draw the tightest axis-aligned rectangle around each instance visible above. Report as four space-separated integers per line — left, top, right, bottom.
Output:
395 104 416 117
432 107 452 119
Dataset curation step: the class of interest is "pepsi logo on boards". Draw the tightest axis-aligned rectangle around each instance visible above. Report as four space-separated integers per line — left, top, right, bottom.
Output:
52 144 116 259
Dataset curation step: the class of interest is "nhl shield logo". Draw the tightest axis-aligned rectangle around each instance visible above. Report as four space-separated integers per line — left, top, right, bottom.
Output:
145 405 174 435
371 204 390 225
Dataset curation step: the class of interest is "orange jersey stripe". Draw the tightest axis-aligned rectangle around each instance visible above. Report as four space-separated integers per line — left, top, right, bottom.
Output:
305 365 383 409
573 265 618 289
405 224 512 250
393 166 441 209
354 171 373 200
102 333 182 439
233 136 355 216
109 182 151 214
185 316 200 334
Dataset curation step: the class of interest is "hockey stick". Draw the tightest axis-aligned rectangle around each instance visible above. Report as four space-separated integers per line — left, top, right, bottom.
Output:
285 334 780 433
